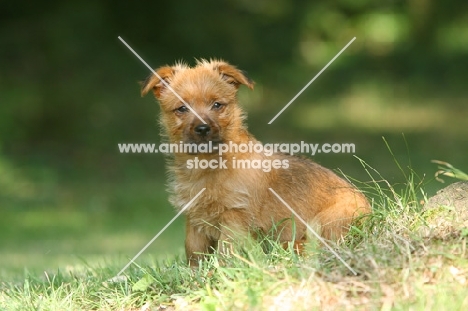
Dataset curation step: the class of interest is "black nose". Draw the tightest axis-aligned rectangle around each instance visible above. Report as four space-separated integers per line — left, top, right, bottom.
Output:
194 124 211 136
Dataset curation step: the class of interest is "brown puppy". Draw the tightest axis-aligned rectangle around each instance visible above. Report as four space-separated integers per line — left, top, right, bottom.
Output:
141 59 370 266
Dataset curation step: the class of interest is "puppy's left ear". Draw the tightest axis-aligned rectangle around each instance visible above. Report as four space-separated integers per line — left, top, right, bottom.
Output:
140 66 175 99
216 62 254 90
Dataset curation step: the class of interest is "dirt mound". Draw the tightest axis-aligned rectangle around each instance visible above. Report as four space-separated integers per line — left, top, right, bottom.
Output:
421 181 468 239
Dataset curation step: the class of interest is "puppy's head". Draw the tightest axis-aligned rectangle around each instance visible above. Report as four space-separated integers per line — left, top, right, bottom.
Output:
141 59 254 150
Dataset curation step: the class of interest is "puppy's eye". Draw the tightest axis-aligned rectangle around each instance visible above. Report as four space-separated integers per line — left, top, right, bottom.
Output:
212 102 224 110
175 106 189 113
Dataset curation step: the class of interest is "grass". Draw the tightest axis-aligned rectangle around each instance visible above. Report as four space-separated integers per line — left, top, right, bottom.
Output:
1 161 467 310
432 160 468 183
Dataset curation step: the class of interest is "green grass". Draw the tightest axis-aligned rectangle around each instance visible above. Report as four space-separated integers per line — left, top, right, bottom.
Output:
432 160 468 182
1 160 467 310
0 177 185 278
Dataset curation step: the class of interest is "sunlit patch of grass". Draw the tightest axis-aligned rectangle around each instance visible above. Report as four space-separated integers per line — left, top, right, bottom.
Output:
294 82 467 133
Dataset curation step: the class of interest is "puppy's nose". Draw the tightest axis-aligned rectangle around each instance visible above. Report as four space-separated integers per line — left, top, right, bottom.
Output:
194 124 211 136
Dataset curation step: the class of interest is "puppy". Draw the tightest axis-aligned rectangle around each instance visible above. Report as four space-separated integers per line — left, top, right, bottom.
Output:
141 59 370 266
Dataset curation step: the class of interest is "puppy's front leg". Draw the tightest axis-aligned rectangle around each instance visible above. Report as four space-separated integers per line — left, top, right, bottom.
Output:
185 220 213 267
217 209 249 255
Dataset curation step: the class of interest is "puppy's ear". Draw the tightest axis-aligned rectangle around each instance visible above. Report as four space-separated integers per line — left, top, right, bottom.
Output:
215 62 254 90
140 66 175 98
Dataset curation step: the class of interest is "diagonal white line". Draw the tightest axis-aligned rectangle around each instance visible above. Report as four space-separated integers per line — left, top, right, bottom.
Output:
115 188 206 277
268 188 357 275
118 36 207 124
268 37 356 124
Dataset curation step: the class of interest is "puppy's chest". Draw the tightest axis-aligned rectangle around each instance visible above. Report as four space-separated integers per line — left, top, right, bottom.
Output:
169 172 253 222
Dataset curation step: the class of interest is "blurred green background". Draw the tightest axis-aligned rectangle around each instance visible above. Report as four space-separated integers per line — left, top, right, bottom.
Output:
1 0 467 276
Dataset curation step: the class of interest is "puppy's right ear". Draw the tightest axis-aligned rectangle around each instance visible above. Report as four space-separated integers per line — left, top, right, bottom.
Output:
140 66 175 99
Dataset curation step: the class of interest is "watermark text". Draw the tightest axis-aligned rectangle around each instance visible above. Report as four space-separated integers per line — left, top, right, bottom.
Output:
118 141 356 156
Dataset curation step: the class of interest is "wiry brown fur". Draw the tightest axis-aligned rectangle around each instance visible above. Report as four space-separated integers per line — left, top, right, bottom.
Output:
141 59 371 266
